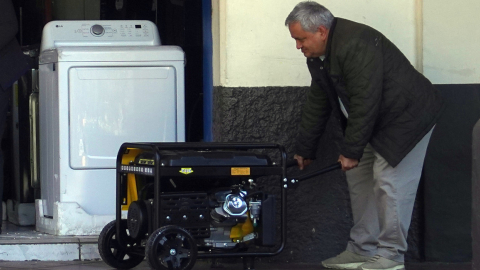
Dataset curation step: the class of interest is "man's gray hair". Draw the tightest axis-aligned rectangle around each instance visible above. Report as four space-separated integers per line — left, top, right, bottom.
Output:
285 1 334 32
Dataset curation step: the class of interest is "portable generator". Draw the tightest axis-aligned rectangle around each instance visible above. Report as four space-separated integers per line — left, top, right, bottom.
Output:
98 142 340 270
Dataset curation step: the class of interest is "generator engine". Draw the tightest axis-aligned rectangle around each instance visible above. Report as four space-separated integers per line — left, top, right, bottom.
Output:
127 182 275 249
207 187 265 248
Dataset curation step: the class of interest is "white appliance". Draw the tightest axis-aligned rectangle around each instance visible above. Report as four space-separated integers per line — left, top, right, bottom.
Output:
36 20 185 235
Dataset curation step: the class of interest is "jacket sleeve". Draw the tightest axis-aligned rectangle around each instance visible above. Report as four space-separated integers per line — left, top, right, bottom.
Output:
337 33 383 160
295 80 332 159
0 0 19 50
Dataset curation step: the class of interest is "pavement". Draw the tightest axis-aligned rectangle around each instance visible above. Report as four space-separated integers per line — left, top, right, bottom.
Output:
0 222 472 270
0 260 473 270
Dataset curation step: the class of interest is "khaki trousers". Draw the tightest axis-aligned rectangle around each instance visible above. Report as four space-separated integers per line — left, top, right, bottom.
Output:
345 128 434 262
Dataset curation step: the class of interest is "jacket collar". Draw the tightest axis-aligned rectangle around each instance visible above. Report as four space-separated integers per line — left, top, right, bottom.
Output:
325 17 337 61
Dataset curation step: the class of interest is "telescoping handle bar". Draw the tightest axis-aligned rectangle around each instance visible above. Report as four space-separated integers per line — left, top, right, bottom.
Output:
286 160 342 183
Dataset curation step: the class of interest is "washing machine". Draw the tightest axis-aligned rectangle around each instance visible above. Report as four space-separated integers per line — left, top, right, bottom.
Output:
36 20 185 235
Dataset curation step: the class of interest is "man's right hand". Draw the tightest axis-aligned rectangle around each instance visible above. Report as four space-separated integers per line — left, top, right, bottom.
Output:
294 154 312 170
338 154 359 171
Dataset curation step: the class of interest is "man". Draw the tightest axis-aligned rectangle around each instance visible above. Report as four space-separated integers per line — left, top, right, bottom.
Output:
0 0 30 234
286 2 444 270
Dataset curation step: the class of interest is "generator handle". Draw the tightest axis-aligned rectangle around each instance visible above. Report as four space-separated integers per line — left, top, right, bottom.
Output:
289 162 341 183
286 159 299 168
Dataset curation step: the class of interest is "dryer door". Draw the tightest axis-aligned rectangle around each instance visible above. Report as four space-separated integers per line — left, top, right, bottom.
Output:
69 66 177 169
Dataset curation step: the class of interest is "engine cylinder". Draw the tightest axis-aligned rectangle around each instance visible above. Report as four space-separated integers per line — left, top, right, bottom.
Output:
223 194 248 216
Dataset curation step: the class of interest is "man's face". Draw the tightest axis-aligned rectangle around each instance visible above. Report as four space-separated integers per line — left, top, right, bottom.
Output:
288 21 328 58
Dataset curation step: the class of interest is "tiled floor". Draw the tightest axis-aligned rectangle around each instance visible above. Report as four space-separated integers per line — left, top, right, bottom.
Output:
0 221 472 269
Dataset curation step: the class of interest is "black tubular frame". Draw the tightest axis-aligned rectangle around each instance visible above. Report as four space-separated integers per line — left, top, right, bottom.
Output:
115 142 289 259
290 163 341 183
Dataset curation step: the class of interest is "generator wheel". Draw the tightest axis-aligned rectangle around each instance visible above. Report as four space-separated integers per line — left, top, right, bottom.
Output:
98 220 145 269
145 225 197 270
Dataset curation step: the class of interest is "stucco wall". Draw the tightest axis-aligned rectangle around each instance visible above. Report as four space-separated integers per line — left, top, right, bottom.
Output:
423 0 480 84
212 0 418 87
213 0 480 86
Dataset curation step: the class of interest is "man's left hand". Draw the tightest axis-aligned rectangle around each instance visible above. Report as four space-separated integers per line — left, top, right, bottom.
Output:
338 155 359 171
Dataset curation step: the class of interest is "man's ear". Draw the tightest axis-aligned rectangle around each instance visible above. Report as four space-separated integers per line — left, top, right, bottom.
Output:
317 25 329 40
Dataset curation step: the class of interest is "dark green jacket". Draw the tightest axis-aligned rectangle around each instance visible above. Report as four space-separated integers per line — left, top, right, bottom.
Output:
296 18 444 167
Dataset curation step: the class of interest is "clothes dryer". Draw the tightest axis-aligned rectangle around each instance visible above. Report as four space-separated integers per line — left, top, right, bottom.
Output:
37 20 185 235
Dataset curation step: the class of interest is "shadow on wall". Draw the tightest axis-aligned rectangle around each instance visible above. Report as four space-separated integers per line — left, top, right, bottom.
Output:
423 84 480 262
472 118 480 270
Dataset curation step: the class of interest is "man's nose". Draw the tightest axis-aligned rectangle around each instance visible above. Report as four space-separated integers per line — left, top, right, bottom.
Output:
296 41 302 50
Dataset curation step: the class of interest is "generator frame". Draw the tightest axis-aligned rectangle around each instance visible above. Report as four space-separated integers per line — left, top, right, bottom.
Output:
99 141 341 269
110 142 289 269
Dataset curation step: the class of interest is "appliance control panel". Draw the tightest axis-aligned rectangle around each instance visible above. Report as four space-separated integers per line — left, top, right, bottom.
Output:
40 20 161 52
81 22 151 38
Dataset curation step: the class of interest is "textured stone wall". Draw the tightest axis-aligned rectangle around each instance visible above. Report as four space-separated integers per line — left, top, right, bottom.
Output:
212 86 423 264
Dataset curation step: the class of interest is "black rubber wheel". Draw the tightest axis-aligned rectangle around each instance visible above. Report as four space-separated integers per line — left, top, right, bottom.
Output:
98 220 145 269
145 225 198 270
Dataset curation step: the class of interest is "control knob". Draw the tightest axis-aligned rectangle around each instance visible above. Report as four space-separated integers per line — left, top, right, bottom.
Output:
91 24 105 36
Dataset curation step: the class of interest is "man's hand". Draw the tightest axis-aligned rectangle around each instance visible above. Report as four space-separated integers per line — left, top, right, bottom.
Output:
338 155 358 171
294 154 312 170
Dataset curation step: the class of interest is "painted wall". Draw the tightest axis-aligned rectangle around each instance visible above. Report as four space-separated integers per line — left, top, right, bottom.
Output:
423 0 480 84
212 0 419 87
